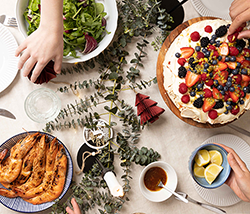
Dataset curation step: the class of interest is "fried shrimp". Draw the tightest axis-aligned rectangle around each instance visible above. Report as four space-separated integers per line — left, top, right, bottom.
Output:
14 135 47 194
24 144 67 205
16 138 59 199
0 132 40 184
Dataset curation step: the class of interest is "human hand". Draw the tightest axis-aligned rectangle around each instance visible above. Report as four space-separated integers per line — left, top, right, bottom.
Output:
229 0 250 38
66 198 82 214
215 143 250 202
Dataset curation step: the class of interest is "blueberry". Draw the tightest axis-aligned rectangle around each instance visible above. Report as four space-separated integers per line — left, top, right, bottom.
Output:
203 68 208 73
202 48 207 53
204 63 209 69
240 99 245 105
225 56 230 62
221 90 225 95
230 56 236 62
217 85 223 90
227 24 231 28
210 39 216 44
232 69 239 75
175 52 181 58
211 35 217 40
226 81 232 87
190 91 196 97
205 51 211 57
227 77 232 82
209 72 213 77
214 80 219 85
218 56 222 61
216 41 221 47
226 101 232 105
197 83 204 90
241 68 248 75
229 87 235 92
243 86 250 93
236 62 241 68
245 57 250 61
224 110 229 114
195 46 201 52
212 60 218 65
224 86 229 91
226 105 232 110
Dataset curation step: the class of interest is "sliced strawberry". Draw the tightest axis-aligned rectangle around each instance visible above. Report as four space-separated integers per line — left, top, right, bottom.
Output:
213 88 223 99
242 60 250 68
185 70 200 87
214 70 228 86
241 81 249 87
224 93 230 101
177 58 186 66
236 26 243 32
203 98 216 112
242 74 250 82
231 105 240 115
227 62 237 69
229 87 240 103
203 88 212 98
236 55 244 63
180 47 194 59
205 79 214 86
242 48 250 57
190 31 200 42
227 32 239 43
217 61 228 71
229 47 239 56
232 74 242 84
218 42 229 56
208 110 218 119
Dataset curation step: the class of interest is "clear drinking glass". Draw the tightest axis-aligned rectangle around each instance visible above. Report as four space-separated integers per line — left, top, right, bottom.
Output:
24 88 61 123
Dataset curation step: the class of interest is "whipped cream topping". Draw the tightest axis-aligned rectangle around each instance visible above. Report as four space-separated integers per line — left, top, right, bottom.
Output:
163 19 250 124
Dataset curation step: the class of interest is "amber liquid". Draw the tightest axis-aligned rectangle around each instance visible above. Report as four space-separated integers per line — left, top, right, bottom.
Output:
144 166 167 191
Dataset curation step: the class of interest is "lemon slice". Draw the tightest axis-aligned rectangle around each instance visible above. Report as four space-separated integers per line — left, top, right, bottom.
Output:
193 163 205 178
194 149 210 166
209 150 223 166
204 163 223 185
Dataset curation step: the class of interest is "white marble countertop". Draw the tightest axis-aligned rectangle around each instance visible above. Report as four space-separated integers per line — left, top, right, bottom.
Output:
0 0 250 213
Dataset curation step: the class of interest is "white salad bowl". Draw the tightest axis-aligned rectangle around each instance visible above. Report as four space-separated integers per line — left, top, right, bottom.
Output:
16 0 118 63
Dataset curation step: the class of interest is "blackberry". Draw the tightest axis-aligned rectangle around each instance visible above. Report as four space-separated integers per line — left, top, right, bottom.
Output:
178 66 187 78
215 25 227 37
193 97 204 108
213 100 224 109
189 57 197 69
236 39 246 49
200 37 210 47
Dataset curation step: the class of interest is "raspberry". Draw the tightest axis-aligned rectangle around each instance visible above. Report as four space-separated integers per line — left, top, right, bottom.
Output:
208 110 218 119
177 58 186 66
224 93 230 101
205 79 214 86
213 51 219 58
208 45 216 51
203 88 212 98
236 26 243 32
179 83 188 94
197 52 205 59
231 105 240 115
227 32 238 43
243 48 250 57
204 25 213 33
190 31 200 42
229 47 239 56
181 94 190 103
233 74 242 84
201 73 207 81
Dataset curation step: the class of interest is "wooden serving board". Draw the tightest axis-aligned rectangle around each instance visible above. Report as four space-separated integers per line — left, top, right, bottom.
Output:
156 17 230 128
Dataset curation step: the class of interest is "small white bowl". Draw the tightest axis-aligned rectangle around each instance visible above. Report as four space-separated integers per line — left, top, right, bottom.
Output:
139 161 178 202
15 0 118 63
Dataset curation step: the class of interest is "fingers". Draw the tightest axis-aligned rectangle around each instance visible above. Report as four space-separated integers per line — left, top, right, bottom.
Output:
65 206 75 214
238 29 250 39
54 57 62 74
71 198 81 214
229 8 250 34
29 62 47 83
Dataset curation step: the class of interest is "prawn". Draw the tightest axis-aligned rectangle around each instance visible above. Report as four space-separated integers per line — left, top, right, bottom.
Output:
24 144 67 205
0 132 40 183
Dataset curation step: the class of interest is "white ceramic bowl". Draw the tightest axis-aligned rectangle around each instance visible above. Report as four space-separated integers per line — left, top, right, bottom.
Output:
139 161 178 202
15 0 118 63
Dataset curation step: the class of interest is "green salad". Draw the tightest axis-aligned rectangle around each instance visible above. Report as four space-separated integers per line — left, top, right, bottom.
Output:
24 0 108 58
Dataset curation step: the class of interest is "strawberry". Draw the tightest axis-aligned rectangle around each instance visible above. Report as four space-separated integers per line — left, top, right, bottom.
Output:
181 94 190 103
229 87 240 103
231 105 240 115
232 74 242 84
236 26 243 32
227 62 237 69
208 110 218 119
218 42 229 55
179 83 188 94
197 52 205 59
229 47 239 56
217 61 228 71
242 60 250 68
213 88 223 99
180 47 194 59
185 70 200 87
190 31 200 42
205 79 214 86
227 32 238 43
224 93 230 101
236 55 244 63
241 90 246 98
177 58 186 66
201 73 207 81
242 74 250 82
214 70 228 86
203 98 216 112
208 45 216 51
203 88 212 98
241 81 249 87
204 25 213 33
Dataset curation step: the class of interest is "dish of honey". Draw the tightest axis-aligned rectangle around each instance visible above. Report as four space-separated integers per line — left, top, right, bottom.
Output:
144 166 167 191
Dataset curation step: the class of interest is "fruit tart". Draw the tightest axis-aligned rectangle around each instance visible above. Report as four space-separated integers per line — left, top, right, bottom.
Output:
163 19 250 124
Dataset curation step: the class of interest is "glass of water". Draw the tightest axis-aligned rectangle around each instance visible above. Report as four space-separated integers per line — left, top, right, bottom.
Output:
24 88 61 123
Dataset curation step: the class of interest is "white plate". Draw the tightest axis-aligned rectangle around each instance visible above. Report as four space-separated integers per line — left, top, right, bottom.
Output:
16 0 118 63
0 23 18 93
191 0 234 20
193 134 250 206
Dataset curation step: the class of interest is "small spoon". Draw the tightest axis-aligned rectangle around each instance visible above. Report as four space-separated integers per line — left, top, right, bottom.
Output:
158 181 188 203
